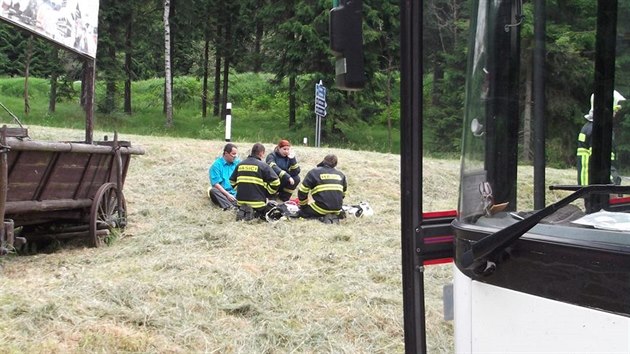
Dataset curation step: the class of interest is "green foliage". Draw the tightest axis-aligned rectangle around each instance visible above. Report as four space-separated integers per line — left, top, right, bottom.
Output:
0 0 627 164
0 74 398 153
172 76 200 107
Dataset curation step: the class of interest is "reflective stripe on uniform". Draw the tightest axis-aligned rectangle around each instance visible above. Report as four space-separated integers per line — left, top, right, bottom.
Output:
311 184 344 195
237 200 267 208
309 201 341 215
237 175 266 186
578 133 587 143
577 147 591 156
579 153 590 185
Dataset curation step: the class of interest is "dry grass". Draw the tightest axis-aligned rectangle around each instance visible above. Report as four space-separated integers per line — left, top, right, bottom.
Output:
0 126 575 353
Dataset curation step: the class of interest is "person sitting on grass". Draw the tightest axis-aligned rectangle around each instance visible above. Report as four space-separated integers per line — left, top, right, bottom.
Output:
266 139 301 202
297 154 347 224
230 143 280 221
208 143 240 210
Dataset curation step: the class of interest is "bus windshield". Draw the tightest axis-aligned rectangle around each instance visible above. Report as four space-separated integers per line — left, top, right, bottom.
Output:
459 1 630 231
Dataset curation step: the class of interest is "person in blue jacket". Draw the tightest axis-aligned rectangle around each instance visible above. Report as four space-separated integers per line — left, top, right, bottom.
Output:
208 143 240 210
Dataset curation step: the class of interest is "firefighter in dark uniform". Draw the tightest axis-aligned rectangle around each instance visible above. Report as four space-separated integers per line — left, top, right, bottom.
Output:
577 90 626 186
266 139 301 202
298 154 347 223
230 143 280 220
577 109 594 186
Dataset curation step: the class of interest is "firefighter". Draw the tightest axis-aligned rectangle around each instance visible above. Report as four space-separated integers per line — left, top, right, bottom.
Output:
298 154 348 224
230 143 280 221
266 139 301 202
577 90 626 186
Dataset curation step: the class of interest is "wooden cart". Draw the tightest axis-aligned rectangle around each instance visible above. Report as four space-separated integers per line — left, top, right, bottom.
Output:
0 126 145 252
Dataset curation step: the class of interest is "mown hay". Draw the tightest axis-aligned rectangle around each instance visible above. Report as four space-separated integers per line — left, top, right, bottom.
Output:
0 126 575 353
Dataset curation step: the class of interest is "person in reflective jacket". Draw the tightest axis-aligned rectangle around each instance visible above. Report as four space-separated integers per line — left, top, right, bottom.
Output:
577 110 594 186
266 139 301 202
230 143 280 220
577 90 626 185
298 154 347 222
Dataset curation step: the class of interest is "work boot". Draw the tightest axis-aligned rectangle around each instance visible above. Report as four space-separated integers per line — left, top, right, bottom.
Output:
236 205 254 221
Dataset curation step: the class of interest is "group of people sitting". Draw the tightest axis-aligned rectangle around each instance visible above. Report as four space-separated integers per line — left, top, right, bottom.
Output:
208 139 348 223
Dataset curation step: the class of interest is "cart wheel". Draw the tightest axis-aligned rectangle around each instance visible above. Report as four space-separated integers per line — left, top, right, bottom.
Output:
90 183 127 247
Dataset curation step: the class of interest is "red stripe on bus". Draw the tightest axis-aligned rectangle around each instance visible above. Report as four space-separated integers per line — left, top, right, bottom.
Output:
610 196 630 205
423 258 453 265
422 210 458 219
423 235 454 244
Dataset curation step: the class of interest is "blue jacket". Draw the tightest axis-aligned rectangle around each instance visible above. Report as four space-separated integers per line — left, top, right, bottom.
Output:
209 156 240 196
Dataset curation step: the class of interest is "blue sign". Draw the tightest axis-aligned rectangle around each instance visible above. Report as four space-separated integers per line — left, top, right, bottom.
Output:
315 82 327 117
316 84 327 99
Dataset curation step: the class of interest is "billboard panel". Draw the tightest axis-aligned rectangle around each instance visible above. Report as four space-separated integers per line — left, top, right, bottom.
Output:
0 0 99 58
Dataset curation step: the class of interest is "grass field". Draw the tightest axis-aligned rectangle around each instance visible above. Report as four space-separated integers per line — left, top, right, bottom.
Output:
0 125 575 353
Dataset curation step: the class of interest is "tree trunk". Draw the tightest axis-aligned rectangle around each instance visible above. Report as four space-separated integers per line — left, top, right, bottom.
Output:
124 17 133 114
48 47 60 113
49 76 57 113
220 20 232 120
289 75 296 127
104 45 116 113
202 38 210 118
48 49 58 113
213 25 222 117
523 50 533 162
432 56 443 106
221 56 230 120
163 0 173 128
386 57 393 153
104 14 117 114
253 20 263 73
80 60 88 108
23 35 32 115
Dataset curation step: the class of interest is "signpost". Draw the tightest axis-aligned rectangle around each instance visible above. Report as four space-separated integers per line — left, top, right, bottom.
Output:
314 81 327 147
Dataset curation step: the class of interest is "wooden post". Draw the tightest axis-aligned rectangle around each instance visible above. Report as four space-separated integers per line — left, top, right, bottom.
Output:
84 59 96 144
0 126 7 246
114 132 124 225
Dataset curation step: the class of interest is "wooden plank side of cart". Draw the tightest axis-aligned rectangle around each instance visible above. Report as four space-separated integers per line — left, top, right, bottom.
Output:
0 132 145 249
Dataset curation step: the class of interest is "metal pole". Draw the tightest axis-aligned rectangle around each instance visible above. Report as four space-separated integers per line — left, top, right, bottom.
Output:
589 0 617 212
315 115 322 147
400 0 426 352
533 0 546 209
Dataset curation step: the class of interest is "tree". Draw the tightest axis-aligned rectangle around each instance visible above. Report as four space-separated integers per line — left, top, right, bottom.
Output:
422 0 468 153
164 0 174 127
364 0 400 152
97 0 125 114
23 35 33 115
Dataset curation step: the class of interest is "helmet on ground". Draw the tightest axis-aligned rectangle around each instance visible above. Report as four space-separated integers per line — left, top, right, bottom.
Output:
356 202 374 217
343 202 374 217
265 207 286 222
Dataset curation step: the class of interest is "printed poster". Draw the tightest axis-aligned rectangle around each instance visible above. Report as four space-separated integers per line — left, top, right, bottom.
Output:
0 0 99 58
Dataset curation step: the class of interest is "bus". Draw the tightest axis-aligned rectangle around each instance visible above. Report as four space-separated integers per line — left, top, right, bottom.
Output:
333 0 630 353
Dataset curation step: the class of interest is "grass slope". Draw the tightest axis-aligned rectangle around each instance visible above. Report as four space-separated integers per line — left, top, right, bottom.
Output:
0 126 575 353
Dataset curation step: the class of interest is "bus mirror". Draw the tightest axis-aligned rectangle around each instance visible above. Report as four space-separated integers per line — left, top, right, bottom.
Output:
330 0 365 91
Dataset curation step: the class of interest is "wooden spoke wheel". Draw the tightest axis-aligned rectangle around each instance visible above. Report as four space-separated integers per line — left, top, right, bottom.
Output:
90 183 127 247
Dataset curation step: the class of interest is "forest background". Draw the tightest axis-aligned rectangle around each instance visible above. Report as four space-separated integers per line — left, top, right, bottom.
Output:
0 0 629 168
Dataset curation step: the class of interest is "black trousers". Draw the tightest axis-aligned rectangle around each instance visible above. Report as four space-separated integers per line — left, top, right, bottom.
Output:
209 188 237 209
